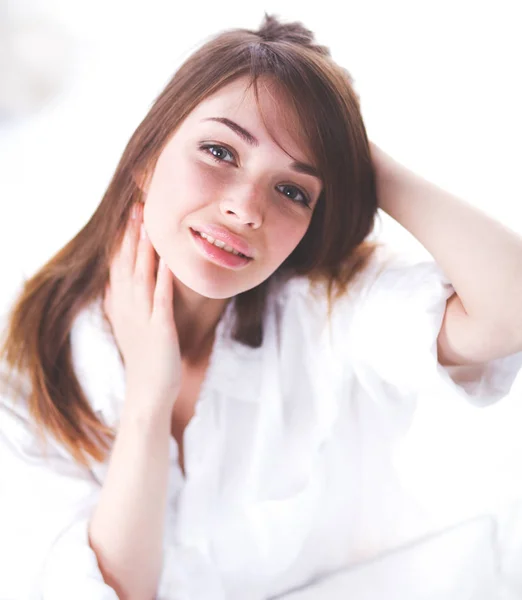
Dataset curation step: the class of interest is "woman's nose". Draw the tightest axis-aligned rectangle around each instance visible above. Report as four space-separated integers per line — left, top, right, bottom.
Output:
219 185 265 229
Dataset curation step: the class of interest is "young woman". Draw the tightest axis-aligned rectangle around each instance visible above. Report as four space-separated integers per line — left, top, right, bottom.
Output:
1 13 521 600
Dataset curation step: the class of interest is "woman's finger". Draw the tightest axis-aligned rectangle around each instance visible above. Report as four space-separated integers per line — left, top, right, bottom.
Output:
118 205 141 278
153 257 174 321
134 222 156 315
110 205 141 297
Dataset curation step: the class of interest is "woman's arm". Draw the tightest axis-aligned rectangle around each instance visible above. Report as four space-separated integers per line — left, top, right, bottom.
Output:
88 395 172 600
370 142 522 364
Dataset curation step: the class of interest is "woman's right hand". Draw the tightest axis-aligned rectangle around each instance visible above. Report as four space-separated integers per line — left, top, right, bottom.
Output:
103 202 182 413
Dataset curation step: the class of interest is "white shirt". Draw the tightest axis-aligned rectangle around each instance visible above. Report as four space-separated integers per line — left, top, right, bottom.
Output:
1 246 521 599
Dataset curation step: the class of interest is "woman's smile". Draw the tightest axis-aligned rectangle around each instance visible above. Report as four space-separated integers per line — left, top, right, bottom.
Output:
189 227 253 270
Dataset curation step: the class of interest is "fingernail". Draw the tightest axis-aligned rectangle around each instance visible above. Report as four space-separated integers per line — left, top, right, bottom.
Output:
140 223 147 240
131 205 137 220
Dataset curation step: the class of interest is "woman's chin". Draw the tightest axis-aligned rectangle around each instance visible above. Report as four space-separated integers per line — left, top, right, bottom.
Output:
170 269 237 300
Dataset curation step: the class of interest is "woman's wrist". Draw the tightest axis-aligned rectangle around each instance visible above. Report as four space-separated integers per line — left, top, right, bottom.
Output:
121 382 175 432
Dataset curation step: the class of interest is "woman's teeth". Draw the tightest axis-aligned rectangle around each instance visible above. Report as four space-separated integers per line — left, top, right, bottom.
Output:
198 231 246 257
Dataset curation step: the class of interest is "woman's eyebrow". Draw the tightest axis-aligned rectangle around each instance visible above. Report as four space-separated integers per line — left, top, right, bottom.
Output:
202 117 260 147
201 116 322 183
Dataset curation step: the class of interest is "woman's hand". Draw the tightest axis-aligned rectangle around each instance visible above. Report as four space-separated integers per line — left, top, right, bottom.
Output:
104 202 182 413
92 204 179 596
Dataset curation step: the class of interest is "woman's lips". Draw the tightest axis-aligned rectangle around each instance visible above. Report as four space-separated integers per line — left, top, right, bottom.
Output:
190 228 253 269
189 224 254 259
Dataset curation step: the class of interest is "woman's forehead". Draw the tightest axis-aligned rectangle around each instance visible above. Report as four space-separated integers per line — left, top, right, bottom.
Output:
190 78 314 163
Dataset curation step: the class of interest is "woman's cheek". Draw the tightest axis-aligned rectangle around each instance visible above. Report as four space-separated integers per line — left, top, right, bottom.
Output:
198 162 232 190
270 230 296 262
185 161 229 197
284 223 310 256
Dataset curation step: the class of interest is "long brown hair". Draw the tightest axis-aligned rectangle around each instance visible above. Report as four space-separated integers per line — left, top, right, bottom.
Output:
0 13 384 469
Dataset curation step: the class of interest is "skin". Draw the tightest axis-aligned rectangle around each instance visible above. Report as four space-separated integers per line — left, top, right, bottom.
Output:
138 76 324 361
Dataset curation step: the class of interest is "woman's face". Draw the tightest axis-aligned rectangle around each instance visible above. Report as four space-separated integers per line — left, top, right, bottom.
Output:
141 76 323 299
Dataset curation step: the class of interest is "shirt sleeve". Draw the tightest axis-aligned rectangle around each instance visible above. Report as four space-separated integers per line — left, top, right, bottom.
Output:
0 394 119 600
343 251 522 408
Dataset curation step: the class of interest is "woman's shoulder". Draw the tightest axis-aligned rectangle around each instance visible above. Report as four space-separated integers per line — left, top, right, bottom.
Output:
69 296 125 427
0 294 120 440
269 244 404 311
266 244 454 364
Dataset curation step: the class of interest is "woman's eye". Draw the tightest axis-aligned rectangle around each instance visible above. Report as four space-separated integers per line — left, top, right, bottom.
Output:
275 184 311 207
200 143 236 164
198 143 312 208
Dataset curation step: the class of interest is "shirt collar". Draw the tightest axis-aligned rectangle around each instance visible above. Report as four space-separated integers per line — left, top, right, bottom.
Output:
70 293 267 429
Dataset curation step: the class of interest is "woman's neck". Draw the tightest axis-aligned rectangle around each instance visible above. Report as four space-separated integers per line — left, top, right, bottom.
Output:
173 280 230 363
